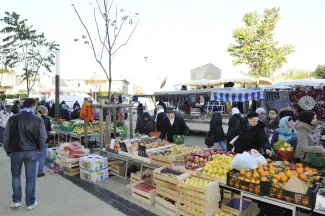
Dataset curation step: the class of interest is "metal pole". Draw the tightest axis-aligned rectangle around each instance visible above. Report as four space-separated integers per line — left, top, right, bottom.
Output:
55 49 60 119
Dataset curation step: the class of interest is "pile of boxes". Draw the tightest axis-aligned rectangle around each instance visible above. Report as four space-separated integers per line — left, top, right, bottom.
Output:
79 154 108 184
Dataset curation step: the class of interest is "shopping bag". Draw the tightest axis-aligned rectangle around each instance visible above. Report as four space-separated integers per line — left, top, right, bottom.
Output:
205 133 214 147
251 149 267 165
231 152 258 170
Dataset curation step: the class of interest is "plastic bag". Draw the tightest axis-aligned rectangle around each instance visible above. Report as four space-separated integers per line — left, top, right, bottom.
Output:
231 152 258 170
251 149 267 165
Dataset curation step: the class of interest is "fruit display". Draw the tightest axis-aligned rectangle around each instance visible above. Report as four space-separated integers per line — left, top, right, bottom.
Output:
130 139 170 152
153 144 202 157
184 149 234 170
200 154 234 181
72 122 106 135
273 140 294 151
183 177 212 188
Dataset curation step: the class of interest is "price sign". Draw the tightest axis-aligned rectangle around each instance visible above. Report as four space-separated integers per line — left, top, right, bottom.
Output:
119 142 128 152
138 145 146 157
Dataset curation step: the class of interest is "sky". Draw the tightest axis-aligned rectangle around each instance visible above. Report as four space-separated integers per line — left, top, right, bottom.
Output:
2 0 325 93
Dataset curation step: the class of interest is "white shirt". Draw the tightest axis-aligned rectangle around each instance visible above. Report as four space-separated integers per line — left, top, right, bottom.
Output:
169 118 174 126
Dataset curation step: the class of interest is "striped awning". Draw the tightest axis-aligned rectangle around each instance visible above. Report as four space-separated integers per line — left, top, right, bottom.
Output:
211 90 264 102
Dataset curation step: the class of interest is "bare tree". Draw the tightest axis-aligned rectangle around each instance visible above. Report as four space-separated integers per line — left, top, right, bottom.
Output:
72 0 139 103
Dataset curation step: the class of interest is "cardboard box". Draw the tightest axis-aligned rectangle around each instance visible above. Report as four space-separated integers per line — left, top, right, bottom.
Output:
79 154 108 171
47 147 59 160
80 168 108 184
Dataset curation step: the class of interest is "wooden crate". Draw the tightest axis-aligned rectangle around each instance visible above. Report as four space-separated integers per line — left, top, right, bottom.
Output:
61 166 80 177
195 168 227 185
221 198 253 216
155 195 177 216
178 174 220 201
178 197 219 216
178 203 217 216
131 183 156 205
110 162 126 176
130 171 152 184
153 167 186 185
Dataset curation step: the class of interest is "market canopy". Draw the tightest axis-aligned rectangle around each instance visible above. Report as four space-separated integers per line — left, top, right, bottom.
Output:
266 79 325 89
210 89 265 102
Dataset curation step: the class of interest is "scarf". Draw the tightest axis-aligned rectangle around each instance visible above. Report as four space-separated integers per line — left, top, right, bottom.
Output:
21 107 34 114
274 116 295 140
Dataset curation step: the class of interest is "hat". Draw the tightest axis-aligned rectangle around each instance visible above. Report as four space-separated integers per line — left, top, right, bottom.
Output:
166 108 174 114
299 111 315 126
143 112 150 118
231 107 240 115
247 111 259 119
256 107 266 115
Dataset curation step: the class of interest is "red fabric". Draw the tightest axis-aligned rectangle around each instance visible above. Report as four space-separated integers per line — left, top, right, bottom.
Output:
290 88 325 120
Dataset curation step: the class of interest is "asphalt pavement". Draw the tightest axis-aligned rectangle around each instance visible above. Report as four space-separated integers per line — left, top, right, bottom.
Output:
0 147 126 216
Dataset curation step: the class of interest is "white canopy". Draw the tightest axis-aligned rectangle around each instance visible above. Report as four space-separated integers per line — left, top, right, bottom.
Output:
266 79 325 89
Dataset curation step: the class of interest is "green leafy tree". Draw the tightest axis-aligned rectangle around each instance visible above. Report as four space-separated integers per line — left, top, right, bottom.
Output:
314 64 325 79
280 69 314 80
227 7 295 85
72 0 139 103
0 12 59 97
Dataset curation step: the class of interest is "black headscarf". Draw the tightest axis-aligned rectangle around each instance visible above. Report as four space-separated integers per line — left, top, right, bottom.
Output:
299 111 315 126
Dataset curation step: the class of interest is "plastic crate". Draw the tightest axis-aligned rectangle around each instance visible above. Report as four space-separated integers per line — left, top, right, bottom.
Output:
226 170 270 196
308 153 325 168
268 184 319 208
172 135 185 144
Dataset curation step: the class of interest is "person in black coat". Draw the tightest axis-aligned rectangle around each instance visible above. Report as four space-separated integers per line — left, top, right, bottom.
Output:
159 108 187 143
208 108 226 150
227 108 242 150
73 101 81 110
135 112 155 135
234 111 272 156
155 105 166 132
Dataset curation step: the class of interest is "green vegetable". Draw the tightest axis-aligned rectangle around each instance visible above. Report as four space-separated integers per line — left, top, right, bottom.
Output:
273 140 286 150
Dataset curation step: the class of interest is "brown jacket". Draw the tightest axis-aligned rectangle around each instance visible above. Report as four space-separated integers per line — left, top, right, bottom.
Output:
295 121 323 162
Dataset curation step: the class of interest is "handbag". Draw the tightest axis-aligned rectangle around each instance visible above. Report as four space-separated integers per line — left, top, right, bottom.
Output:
205 132 214 146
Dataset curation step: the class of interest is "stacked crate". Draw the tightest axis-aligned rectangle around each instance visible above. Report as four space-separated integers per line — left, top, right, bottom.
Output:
130 170 152 184
153 167 187 216
178 174 221 216
131 183 156 205
79 154 108 184
59 148 90 176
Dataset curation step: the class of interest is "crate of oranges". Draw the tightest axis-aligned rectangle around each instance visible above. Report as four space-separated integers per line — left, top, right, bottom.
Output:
267 161 321 207
226 169 270 196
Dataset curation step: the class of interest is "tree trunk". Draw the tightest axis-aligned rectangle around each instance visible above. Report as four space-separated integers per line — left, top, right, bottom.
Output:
107 52 112 104
26 72 30 98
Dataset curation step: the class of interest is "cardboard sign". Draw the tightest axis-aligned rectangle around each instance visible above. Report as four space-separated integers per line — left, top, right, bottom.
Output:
138 145 146 157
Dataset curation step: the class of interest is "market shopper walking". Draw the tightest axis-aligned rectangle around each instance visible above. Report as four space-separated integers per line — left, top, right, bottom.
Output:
36 105 52 177
0 105 13 146
208 108 226 150
3 98 47 210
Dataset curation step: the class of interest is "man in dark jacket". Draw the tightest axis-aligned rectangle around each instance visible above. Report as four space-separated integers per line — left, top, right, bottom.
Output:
135 112 155 135
159 108 187 143
233 111 272 156
227 108 242 150
208 108 225 150
4 98 47 210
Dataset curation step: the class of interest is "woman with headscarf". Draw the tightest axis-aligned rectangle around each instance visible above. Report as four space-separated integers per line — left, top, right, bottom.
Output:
208 108 225 150
60 104 71 121
155 105 165 132
227 108 242 150
271 116 297 149
137 103 144 122
295 111 325 162
135 112 155 135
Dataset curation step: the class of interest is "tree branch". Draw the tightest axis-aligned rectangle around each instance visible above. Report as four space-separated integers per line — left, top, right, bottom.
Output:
112 19 139 55
72 4 110 82
113 4 118 39
111 17 127 49
93 8 110 62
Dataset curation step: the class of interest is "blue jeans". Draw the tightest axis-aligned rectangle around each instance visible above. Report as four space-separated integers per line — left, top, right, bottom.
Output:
219 141 227 151
11 151 37 206
38 144 48 175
